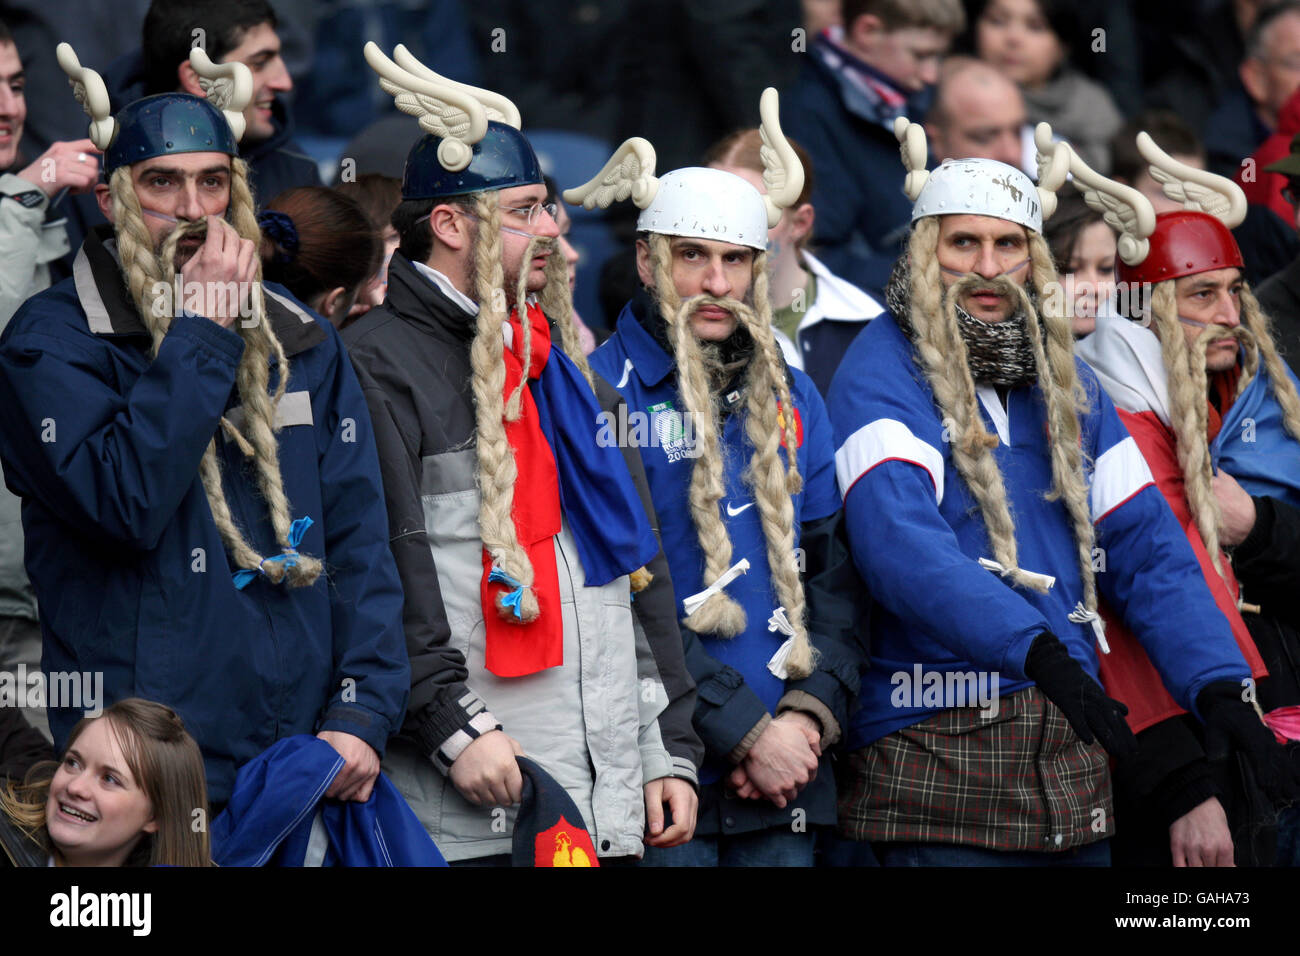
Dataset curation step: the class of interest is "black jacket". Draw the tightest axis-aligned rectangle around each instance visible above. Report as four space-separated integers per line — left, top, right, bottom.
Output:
1254 258 1300 379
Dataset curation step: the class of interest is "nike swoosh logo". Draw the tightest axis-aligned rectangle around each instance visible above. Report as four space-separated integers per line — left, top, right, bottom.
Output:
615 358 634 389
726 501 754 516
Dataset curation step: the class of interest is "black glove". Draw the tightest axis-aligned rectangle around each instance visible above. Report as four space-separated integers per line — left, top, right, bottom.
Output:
1197 680 1300 805
1024 632 1138 759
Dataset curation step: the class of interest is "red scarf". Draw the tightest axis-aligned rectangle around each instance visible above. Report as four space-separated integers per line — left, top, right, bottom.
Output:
480 304 564 677
1206 365 1241 443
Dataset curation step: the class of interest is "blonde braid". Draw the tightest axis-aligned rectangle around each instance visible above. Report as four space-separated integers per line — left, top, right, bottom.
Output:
1241 286 1300 441
540 244 595 389
470 191 539 622
749 255 802 495
110 167 166 327
1151 280 1226 577
905 222 1050 591
732 258 815 677
649 234 746 635
141 160 319 587
505 235 546 420
1019 234 1098 610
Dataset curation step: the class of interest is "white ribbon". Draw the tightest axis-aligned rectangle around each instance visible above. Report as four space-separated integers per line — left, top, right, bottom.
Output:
978 557 1056 591
682 558 750 617
766 606 797 679
1068 601 1110 655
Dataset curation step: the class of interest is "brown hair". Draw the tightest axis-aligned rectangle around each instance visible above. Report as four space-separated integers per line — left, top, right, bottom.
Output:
1110 111 1204 185
260 186 381 319
0 698 211 866
844 0 966 33
334 174 402 235
1043 185 1106 274
703 129 815 248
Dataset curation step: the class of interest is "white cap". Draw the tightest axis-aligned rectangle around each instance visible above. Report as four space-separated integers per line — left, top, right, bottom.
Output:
911 158 1043 233
636 167 771 251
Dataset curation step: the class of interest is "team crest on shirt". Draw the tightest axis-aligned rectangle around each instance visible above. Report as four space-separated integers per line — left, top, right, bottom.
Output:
648 400 699 463
777 404 804 449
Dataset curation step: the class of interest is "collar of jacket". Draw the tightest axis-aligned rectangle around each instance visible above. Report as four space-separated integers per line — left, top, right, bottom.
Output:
72 223 325 357
809 32 929 130
385 252 481 349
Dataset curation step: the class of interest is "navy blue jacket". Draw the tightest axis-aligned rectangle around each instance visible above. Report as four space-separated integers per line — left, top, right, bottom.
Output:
0 225 410 803
591 298 870 834
782 35 927 299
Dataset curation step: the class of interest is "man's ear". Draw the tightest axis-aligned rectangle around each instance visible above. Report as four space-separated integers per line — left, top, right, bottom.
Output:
789 203 815 244
847 12 883 52
318 285 349 322
177 61 204 96
428 205 468 252
94 182 114 223
635 238 655 288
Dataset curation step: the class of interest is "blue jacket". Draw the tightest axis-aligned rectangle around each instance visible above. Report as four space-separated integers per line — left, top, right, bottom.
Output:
828 313 1251 750
782 33 928 299
1214 355 1300 512
211 735 446 866
592 301 867 833
0 225 410 803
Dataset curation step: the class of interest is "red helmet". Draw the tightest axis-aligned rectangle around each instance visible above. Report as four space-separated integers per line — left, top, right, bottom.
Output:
1116 210 1244 287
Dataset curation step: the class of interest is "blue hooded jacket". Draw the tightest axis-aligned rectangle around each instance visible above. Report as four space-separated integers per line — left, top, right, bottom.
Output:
0 224 410 804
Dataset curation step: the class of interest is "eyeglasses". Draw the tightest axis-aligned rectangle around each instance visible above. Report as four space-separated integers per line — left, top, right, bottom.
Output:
499 200 559 227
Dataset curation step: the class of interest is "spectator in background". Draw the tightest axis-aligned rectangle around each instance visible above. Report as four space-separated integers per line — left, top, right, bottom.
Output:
1204 1 1300 178
0 21 103 744
704 127 884 396
925 56 1029 171
106 0 322 203
1142 0 1255 134
968 0 1123 173
1043 186 1117 338
1254 130 1300 371
1239 84 1300 226
1113 110 1300 286
258 187 381 330
334 173 401 319
785 0 967 299
0 22 100 321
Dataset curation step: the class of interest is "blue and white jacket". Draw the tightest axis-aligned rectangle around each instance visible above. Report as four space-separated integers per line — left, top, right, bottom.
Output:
592 302 861 806
827 313 1251 751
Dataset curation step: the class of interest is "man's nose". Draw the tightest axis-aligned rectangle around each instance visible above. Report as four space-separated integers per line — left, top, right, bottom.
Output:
1215 293 1241 328
702 260 731 296
973 243 1001 278
175 182 204 222
267 57 292 93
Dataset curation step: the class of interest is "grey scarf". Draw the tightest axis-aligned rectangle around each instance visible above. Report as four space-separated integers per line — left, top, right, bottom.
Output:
886 256 1040 388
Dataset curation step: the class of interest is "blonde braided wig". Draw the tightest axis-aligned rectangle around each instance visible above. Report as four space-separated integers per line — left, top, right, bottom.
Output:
647 233 816 677
905 219 1100 615
110 158 320 587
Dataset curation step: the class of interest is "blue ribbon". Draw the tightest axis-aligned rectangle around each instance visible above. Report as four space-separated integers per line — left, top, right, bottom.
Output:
488 565 529 619
232 516 314 589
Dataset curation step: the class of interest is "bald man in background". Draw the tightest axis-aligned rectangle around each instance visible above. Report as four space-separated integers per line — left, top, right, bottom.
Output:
925 57 1030 173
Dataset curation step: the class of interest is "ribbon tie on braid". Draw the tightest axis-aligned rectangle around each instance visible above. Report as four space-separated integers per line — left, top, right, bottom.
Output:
232 515 314 589
488 565 532 620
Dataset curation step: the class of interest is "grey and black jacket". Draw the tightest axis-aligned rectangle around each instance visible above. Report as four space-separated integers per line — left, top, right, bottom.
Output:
342 254 701 860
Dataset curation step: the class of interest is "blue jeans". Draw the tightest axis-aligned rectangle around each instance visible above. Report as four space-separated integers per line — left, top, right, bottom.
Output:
875 839 1110 867
639 828 817 867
